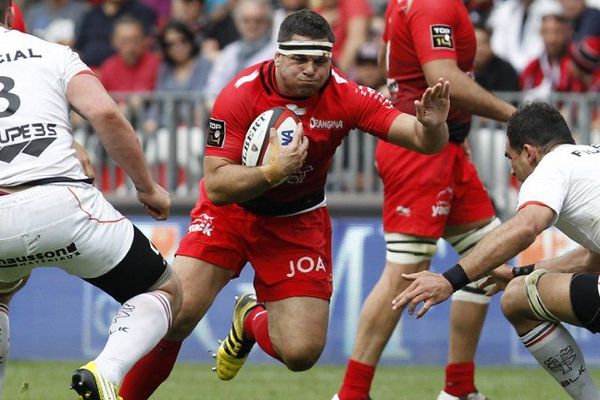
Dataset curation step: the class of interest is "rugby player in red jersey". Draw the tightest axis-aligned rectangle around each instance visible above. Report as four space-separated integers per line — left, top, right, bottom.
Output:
120 9 451 400
334 1 516 400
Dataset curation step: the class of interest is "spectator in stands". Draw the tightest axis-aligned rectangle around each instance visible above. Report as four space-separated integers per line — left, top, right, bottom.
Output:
354 42 386 91
521 12 583 99
171 0 220 60
569 35 600 90
203 0 241 54
75 0 156 67
474 25 521 92
143 21 213 192
203 0 275 108
155 20 212 94
487 0 560 73
97 16 160 192
560 0 600 41
99 15 160 92
141 0 171 27
465 0 495 25
314 0 371 73
25 0 88 46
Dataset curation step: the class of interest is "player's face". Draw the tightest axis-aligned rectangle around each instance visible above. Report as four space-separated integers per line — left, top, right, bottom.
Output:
505 141 535 182
275 36 332 97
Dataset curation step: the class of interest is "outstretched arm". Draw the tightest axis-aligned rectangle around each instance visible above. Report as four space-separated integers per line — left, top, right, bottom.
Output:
392 204 555 318
386 78 450 154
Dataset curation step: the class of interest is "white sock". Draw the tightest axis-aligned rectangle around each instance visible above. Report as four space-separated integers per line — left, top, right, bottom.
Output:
95 291 172 386
0 304 9 399
520 322 600 399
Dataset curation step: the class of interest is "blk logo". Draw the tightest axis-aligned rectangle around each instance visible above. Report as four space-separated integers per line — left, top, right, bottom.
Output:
280 130 294 146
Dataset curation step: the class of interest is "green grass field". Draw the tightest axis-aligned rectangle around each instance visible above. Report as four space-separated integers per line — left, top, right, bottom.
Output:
5 361 597 399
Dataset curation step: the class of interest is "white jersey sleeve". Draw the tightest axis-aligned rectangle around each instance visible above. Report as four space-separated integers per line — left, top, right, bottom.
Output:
0 27 92 186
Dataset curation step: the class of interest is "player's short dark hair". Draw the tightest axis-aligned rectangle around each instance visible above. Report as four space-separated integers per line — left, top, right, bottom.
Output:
277 9 335 43
507 102 575 153
0 0 11 21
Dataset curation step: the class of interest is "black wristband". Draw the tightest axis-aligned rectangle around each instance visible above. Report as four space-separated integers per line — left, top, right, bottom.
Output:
512 264 535 277
442 263 471 292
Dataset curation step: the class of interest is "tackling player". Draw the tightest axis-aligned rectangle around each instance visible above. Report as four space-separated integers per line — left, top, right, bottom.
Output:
0 1 182 399
394 102 600 400
333 1 517 400
119 9 450 400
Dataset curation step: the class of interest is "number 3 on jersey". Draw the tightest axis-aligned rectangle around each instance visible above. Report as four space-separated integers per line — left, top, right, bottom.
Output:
0 76 21 118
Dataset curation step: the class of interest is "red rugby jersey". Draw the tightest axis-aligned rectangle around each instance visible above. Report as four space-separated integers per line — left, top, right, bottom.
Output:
12 3 27 33
205 60 401 207
384 0 475 142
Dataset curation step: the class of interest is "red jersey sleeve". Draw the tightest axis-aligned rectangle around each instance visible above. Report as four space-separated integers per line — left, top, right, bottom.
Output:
408 0 460 65
205 82 253 162
348 83 401 140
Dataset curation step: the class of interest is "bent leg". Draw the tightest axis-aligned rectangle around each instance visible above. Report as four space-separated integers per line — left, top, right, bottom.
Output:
502 273 600 399
120 256 233 400
258 296 329 371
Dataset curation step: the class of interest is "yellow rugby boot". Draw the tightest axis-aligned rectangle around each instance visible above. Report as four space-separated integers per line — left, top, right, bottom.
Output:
214 293 261 380
70 361 122 400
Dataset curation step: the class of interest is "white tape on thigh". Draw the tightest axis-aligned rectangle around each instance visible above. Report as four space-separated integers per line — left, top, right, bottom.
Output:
384 233 438 264
451 277 491 304
526 269 560 322
445 218 501 256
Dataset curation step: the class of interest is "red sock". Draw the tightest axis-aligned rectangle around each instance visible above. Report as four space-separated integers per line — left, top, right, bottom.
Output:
243 306 281 361
337 359 375 400
119 339 182 400
444 362 476 397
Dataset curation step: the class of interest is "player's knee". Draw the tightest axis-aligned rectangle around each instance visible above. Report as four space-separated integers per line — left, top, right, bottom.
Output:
166 302 203 340
280 340 324 371
500 276 528 322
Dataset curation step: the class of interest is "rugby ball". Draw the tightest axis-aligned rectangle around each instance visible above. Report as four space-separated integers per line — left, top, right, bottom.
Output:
242 107 300 167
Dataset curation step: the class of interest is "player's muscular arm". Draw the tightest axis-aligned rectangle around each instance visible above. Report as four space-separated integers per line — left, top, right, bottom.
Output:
205 125 309 205
423 59 516 122
387 78 450 153
459 205 555 280
67 74 170 220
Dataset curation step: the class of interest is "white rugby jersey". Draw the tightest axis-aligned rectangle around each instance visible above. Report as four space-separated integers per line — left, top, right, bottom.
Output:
517 144 600 253
0 27 91 186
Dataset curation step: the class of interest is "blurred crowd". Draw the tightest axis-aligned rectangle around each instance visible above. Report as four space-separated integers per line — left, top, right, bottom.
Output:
15 0 600 99
13 0 600 192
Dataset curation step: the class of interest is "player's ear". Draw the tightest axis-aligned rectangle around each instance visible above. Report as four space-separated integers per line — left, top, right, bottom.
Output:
274 53 282 67
522 144 539 165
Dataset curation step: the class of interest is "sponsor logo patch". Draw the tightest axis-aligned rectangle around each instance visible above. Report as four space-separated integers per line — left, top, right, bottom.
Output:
430 25 453 49
207 118 225 147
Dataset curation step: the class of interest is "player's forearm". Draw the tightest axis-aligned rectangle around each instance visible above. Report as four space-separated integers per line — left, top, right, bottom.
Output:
424 65 515 122
460 217 538 281
91 110 154 192
535 247 599 273
417 121 449 153
204 162 274 205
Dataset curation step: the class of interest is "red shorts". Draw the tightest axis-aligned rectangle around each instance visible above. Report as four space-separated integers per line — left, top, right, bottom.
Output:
376 141 495 238
176 182 333 302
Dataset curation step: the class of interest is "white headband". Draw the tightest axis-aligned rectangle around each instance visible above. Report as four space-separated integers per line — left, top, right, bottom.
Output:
278 40 333 57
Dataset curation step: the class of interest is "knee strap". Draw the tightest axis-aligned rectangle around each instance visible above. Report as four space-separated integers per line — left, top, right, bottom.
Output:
384 233 438 264
447 218 500 305
526 269 560 322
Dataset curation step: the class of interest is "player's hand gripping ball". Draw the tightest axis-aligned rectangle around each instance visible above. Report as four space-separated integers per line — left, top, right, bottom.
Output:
242 107 300 167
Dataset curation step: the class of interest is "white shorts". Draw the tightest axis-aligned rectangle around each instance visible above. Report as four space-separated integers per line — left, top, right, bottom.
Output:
0 183 133 282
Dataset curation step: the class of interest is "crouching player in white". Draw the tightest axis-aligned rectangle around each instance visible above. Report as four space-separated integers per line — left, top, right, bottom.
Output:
393 102 600 399
0 2 182 399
